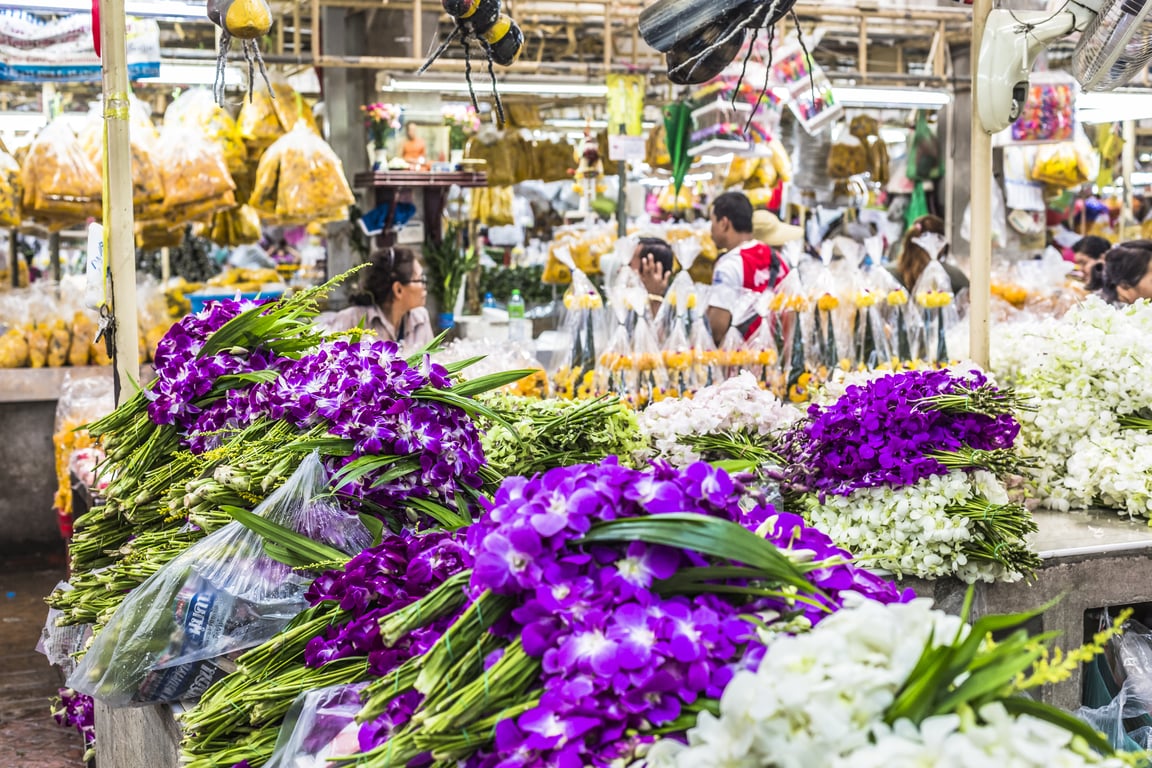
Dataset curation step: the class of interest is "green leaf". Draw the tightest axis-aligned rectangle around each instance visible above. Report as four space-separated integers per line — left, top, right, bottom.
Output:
358 512 385 547
331 455 413 490
579 514 813 592
284 438 357 457
370 459 423 488
933 648 1040 714
1001 696 1114 755
416 389 515 432
712 459 759 474
449 369 538 399
405 497 470 529
442 356 487 375
224 505 349 568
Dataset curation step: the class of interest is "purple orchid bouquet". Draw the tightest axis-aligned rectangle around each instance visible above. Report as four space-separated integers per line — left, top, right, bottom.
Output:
180 460 913 768
139 288 529 524
780 368 1024 498
51 687 95 760
778 368 1041 582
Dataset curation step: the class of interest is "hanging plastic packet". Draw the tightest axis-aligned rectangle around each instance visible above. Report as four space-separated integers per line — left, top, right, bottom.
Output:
912 252 956 367
598 267 645 397
552 245 603 398
631 313 667 407
804 251 842 376
67 454 373 706
745 288 782 392
771 270 814 403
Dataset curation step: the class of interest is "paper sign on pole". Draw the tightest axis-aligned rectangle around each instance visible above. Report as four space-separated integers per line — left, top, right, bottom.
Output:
608 135 645 162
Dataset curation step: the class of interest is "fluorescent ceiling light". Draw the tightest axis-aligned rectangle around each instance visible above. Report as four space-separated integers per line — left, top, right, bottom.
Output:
0 113 48 133
544 118 656 130
4 0 205 17
0 112 87 134
1078 90 1152 122
385 79 608 97
832 87 951 109
138 62 243 87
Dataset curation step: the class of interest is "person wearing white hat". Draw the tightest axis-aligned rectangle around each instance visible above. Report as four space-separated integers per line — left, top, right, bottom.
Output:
751 209 804 247
707 192 792 345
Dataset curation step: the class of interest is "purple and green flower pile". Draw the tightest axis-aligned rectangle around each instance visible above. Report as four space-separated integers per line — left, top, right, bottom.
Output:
51 687 95 761
180 460 913 768
778 368 1041 583
51 280 528 632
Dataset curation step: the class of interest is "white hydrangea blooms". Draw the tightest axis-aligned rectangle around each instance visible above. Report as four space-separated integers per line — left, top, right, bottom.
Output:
997 298 1152 516
647 598 1126 768
637 372 801 466
803 470 1021 584
843 704 1129 768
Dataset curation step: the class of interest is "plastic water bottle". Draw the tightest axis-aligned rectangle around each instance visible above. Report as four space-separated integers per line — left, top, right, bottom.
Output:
508 289 527 341
483 292 498 310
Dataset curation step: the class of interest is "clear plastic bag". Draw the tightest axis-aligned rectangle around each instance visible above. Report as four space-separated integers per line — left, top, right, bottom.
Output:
265 683 367 768
165 88 248 176
631 314 667 405
157 124 237 217
0 142 20 227
37 582 92 678
21 120 102 227
238 80 320 156
249 123 355 226
208 204 263 247
78 98 164 212
912 259 957 366
67 454 373 706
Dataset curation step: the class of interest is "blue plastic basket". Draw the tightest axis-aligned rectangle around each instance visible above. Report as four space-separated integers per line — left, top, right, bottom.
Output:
187 289 286 314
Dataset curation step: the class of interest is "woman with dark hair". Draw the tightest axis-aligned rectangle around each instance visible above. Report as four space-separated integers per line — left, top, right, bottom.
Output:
630 236 675 315
888 214 969 294
1071 235 1111 283
1094 240 1152 305
319 247 433 348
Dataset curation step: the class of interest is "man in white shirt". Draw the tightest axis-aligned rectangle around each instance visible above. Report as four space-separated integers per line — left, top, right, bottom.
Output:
706 192 792 345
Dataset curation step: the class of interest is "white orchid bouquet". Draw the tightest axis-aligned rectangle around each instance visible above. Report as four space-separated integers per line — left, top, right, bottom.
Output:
997 298 1152 516
647 596 1131 768
636 372 801 468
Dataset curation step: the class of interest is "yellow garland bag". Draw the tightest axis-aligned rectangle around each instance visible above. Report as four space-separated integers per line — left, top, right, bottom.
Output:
249 123 354 226
21 120 102 229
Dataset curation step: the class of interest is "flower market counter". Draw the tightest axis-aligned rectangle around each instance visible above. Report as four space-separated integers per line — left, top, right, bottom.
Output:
93 506 1152 767
906 508 1152 712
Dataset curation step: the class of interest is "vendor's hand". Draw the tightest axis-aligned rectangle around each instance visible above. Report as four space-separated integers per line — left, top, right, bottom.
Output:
639 255 670 297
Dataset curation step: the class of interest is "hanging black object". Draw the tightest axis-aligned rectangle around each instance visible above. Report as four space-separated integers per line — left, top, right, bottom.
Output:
420 0 525 126
640 0 800 85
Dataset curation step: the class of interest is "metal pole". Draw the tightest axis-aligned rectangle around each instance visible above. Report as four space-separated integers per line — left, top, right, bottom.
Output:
100 0 140 405
968 0 992 369
1123 120 1137 229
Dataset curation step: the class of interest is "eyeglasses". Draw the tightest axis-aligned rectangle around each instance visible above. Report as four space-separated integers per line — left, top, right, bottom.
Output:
403 277 428 285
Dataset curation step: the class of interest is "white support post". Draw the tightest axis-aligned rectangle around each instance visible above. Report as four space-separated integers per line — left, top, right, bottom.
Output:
968 0 993 370
99 0 140 404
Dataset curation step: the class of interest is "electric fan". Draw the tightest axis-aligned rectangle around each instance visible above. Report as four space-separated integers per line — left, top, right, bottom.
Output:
978 0 1152 133
639 0 800 85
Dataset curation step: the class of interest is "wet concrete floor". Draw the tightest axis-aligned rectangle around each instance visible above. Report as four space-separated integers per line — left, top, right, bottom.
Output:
0 550 87 768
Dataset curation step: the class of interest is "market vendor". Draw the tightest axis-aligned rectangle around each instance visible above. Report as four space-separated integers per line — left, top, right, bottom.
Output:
318 247 433 349
706 192 793 345
630 236 675 316
889 215 969 295
1096 240 1152 305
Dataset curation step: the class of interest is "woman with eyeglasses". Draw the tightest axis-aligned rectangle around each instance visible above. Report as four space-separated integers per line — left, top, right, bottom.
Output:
318 247 433 349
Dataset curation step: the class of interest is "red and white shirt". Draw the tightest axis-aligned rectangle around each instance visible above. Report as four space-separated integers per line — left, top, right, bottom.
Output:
708 240 790 336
